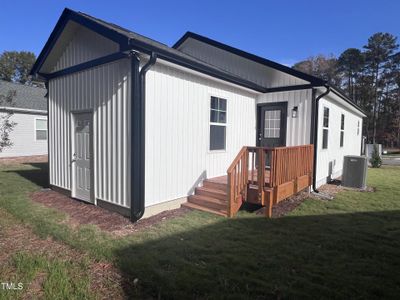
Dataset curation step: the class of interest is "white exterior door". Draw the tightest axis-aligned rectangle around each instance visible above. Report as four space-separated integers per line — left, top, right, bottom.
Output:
73 113 93 202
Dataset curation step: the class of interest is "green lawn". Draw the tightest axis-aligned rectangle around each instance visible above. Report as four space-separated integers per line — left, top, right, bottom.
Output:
0 162 400 299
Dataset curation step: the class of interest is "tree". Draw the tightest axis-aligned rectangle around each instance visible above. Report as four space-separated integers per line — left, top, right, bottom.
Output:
0 90 17 152
337 48 365 102
369 144 382 168
0 51 36 84
293 54 341 87
363 33 399 143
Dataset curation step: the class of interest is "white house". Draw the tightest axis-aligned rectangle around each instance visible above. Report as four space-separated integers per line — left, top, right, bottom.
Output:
30 8 365 220
0 80 47 158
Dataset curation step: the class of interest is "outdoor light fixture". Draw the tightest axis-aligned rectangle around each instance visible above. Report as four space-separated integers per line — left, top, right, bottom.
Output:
292 106 298 118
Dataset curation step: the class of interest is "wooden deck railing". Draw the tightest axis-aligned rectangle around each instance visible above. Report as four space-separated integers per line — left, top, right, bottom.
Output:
227 144 314 217
227 147 248 217
270 145 314 187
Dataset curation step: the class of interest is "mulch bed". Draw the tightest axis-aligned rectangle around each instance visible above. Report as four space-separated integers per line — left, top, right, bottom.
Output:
255 190 311 218
30 190 189 236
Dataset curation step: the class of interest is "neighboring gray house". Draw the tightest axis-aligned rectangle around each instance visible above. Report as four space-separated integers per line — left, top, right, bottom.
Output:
0 80 48 158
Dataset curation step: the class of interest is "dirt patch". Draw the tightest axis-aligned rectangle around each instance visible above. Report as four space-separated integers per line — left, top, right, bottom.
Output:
0 209 124 299
271 190 311 218
0 155 48 166
255 190 311 217
30 190 190 236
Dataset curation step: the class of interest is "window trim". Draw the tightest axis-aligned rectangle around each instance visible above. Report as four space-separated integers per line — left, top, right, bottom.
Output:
208 95 227 152
322 107 329 150
34 117 48 141
340 113 345 148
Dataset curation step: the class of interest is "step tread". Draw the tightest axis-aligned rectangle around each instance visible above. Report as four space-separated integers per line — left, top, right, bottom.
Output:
195 187 228 200
196 186 228 196
182 202 227 216
189 194 228 205
203 180 228 191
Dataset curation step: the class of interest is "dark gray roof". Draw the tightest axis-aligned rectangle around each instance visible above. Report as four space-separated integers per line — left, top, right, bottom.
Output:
0 80 47 111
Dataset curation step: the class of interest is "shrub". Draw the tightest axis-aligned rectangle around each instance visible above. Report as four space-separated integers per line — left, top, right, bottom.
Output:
369 144 382 168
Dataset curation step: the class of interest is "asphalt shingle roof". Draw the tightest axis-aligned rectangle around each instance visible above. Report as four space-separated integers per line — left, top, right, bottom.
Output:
0 80 47 111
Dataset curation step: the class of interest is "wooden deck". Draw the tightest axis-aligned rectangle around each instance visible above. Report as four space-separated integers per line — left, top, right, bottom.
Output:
182 145 314 218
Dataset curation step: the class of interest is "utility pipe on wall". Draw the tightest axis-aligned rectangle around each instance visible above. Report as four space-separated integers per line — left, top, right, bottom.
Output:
130 51 157 222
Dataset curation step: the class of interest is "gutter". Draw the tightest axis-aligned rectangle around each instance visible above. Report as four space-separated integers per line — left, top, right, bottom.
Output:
130 51 157 222
0 107 47 115
312 85 330 193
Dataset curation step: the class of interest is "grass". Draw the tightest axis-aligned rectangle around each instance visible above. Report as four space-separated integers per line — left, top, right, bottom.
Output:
0 162 400 299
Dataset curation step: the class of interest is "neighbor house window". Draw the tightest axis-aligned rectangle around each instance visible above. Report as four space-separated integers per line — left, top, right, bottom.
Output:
357 120 360 135
322 107 329 149
340 114 345 147
35 118 47 141
209 96 226 151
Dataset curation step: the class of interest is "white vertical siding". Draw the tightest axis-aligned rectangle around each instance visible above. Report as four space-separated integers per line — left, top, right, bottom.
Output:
0 112 47 158
257 89 313 146
52 25 119 72
145 62 257 207
316 96 363 187
177 39 308 88
48 59 131 208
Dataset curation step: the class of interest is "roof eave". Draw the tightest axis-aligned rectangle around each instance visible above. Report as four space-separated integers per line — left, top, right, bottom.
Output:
172 31 326 86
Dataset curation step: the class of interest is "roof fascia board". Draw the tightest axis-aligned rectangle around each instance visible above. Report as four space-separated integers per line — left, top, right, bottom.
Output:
30 8 129 76
128 40 267 93
173 32 326 85
317 86 366 117
40 51 129 79
265 84 316 93
156 58 262 95
330 87 366 117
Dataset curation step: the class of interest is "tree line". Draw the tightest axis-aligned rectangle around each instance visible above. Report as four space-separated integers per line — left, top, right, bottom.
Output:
293 33 400 147
0 51 36 152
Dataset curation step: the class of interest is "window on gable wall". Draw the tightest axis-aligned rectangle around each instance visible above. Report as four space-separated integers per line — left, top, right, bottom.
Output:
322 107 329 149
357 120 360 135
340 114 345 147
209 96 227 151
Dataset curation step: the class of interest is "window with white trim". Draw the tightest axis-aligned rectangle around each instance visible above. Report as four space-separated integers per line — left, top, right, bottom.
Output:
209 96 226 151
340 114 345 147
322 107 329 149
35 118 47 140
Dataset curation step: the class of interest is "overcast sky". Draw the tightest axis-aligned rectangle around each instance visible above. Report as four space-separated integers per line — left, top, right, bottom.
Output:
1 0 399 66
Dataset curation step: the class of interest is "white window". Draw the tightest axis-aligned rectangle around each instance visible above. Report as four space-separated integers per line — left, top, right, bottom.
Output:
340 114 345 147
209 96 226 151
264 110 281 138
322 107 329 149
35 118 47 141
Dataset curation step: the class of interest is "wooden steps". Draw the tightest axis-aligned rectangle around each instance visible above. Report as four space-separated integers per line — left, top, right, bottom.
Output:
181 178 229 216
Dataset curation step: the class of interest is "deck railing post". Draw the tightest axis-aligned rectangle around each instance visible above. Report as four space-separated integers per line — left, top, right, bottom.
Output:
257 148 265 202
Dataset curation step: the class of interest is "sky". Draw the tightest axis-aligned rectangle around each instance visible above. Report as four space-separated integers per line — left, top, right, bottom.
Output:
0 0 399 66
